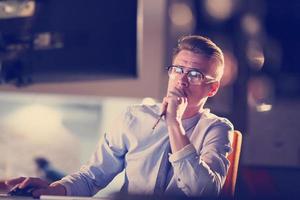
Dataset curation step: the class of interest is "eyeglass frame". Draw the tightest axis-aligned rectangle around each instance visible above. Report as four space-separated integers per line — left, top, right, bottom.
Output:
166 65 217 85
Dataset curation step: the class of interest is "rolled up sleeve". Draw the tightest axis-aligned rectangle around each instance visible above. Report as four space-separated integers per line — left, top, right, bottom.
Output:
56 108 133 196
169 123 233 197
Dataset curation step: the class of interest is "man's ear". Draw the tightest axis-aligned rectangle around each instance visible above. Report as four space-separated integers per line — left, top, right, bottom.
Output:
207 81 220 97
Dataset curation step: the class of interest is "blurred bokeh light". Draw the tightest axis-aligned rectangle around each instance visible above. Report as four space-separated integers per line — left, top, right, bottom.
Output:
204 0 235 21
221 50 238 87
169 1 195 30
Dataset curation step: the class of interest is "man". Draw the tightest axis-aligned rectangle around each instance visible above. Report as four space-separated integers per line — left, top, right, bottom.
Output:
5 35 233 198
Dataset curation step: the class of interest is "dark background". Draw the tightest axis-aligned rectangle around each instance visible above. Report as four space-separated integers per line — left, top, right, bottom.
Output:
0 0 137 85
190 0 300 198
0 0 300 198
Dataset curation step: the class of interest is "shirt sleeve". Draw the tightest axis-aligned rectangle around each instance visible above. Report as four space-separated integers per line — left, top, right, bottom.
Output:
56 108 132 196
169 122 233 197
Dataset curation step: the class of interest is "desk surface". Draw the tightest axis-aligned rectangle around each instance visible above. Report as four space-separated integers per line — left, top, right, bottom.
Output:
0 193 226 200
0 194 33 200
0 194 111 200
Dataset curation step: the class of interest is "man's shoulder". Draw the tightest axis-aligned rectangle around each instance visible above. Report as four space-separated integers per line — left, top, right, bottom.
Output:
121 103 162 131
201 109 234 131
126 103 161 117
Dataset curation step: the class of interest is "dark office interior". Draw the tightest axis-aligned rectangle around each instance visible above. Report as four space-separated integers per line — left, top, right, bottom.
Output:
0 0 300 199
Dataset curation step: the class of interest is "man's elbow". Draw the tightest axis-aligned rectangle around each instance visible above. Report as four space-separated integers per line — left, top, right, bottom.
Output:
183 175 221 197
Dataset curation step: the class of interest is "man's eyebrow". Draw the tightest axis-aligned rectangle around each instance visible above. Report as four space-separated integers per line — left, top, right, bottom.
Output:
189 67 203 72
173 65 204 72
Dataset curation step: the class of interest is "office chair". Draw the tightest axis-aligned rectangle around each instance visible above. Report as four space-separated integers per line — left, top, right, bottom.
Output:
221 130 242 197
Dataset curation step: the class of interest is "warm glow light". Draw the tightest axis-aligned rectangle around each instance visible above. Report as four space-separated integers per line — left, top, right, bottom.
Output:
34 33 51 49
0 0 35 19
221 51 238 87
247 40 265 70
19 0 35 17
256 103 272 112
142 97 157 105
2 4 16 13
0 98 82 179
204 0 234 20
241 14 261 36
247 76 274 108
4 104 64 143
169 2 194 28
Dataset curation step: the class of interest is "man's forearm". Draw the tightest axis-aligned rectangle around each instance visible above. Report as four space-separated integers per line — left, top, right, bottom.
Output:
167 120 190 153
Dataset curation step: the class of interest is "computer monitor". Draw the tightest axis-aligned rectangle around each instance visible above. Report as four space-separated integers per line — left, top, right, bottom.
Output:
0 0 137 86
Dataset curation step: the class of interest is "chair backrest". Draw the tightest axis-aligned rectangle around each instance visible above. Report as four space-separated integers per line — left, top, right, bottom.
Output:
221 130 242 197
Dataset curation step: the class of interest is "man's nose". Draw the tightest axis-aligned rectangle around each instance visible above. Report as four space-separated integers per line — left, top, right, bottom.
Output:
177 73 189 87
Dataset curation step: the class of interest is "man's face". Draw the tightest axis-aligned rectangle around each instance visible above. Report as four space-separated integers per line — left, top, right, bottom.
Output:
167 50 220 110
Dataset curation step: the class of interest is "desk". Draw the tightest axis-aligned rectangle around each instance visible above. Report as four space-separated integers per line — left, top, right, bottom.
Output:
0 194 231 200
0 194 111 200
0 194 33 200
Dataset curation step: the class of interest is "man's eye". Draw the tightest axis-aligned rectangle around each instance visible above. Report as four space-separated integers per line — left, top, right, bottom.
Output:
174 67 182 73
189 71 201 78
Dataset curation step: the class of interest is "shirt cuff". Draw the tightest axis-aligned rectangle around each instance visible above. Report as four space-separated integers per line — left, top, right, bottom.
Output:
169 143 197 163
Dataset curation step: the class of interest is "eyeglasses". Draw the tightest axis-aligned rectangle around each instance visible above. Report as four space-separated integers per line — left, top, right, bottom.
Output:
166 65 217 85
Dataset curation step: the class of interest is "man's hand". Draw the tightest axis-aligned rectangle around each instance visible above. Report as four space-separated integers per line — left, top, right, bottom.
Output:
163 87 188 123
162 87 191 153
5 177 66 198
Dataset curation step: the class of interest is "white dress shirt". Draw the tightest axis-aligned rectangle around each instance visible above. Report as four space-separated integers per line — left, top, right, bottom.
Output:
57 104 233 197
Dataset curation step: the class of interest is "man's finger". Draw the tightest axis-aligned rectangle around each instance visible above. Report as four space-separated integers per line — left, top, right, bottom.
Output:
18 177 33 189
168 89 187 98
167 91 181 98
19 177 48 189
5 177 26 186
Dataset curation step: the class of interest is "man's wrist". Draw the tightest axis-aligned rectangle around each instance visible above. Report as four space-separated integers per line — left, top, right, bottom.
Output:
166 119 184 133
166 117 181 126
49 182 67 196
